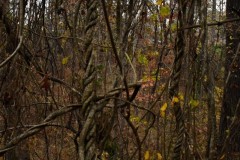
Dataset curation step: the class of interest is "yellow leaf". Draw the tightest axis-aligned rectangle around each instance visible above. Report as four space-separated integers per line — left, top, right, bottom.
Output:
156 0 162 5
144 151 150 160
215 86 223 94
62 56 69 65
160 103 168 117
189 99 199 108
204 75 208 82
101 151 109 160
143 121 148 125
157 152 163 160
172 96 179 104
226 129 230 135
130 116 140 122
220 154 225 160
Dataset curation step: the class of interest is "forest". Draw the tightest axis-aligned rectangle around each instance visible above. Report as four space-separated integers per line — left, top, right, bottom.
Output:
0 0 240 159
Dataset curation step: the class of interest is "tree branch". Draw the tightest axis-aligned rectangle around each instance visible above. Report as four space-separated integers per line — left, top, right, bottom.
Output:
0 104 82 156
181 17 240 30
0 36 23 68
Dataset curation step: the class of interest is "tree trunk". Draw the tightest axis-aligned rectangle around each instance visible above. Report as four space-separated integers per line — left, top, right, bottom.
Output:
219 0 240 159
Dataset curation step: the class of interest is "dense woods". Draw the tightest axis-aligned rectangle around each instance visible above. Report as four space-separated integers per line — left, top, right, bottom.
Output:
0 0 240 159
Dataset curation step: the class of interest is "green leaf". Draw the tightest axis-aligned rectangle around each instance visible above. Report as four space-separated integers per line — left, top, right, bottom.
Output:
178 93 184 101
150 14 158 21
137 54 148 65
171 23 177 31
62 56 70 65
160 6 170 18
